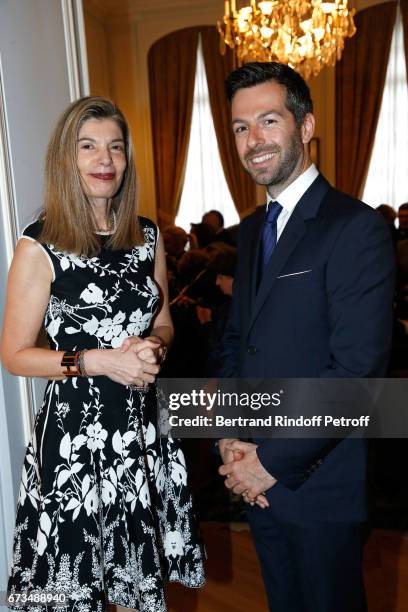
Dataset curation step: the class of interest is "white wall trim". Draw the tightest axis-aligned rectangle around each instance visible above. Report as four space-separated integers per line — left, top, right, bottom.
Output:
0 373 15 580
0 56 35 444
61 0 90 100
74 0 91 96
0 57 18 267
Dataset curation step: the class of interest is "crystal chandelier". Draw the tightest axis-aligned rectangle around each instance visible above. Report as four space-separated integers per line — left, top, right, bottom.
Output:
218 0 357 79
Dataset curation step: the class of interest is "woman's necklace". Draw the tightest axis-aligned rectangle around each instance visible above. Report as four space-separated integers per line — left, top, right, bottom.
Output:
95 210 116 234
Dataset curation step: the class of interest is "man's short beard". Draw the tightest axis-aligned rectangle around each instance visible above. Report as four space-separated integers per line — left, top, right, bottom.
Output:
245 133 303 187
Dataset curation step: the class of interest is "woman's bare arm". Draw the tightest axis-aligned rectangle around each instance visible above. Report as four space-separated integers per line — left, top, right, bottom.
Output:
121 234 174 364
1 238 158 385
149 234 174 349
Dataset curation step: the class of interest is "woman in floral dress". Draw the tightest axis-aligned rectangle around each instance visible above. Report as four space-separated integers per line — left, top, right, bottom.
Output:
1 97 205 612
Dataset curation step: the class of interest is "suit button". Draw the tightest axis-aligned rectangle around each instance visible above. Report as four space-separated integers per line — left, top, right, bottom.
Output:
247 345 257 355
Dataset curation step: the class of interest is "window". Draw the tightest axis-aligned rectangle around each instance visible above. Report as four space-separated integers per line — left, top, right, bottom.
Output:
362 7 408 209
176 37 239 231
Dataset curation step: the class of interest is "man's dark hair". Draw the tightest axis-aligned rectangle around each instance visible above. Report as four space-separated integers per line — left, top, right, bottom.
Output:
208 245 237 277
225 62 313 127
204 209 224 228
399 203 408 212
190 222 215 248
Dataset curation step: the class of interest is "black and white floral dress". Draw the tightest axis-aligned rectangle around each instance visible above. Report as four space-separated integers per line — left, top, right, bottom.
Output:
7 217 205 612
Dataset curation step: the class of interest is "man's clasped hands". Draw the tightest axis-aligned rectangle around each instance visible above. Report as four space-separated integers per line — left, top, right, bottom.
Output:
218 439 278 509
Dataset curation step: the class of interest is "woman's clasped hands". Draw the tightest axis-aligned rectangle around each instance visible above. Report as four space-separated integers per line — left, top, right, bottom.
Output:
118 335 164 388
89 336 165 388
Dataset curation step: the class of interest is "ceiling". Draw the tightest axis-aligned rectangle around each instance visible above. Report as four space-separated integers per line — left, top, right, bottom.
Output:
83 0 222 20
82 0 392 23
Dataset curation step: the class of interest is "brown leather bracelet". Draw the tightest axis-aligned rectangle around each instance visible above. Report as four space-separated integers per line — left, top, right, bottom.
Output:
61 350 81 377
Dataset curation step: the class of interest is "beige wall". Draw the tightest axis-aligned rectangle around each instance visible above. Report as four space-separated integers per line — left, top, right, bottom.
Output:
84 1 229 220
354 0 394 11
83 10 111 97
83 0 392 219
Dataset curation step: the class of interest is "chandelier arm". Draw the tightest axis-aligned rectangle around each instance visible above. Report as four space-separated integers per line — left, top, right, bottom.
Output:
217 0 356 78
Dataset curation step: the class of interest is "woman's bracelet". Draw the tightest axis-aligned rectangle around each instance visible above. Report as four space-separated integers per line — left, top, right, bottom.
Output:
148 336 168 364
159 345 168 364
153 342 167 364
61 349 89 377
78 349 89 377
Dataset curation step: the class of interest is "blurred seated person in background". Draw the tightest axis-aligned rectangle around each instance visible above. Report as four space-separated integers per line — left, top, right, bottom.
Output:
395 203 408 322
375 202 408 525
163 225 188 260
177 249 210 288
378 204 408 371
373 203 408 371
397 203 408 240
161 249 212 378
190 221 215 248
199 245 237 376
162 225 189 300
377 204 397 243
212 246 236 298
202 209 224 233
202 208 240 248
212 223 240 248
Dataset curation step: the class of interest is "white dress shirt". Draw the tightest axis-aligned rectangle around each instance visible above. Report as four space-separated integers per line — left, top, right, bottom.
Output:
266 164 319 242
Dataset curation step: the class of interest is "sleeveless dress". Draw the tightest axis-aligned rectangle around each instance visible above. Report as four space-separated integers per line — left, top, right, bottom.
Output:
7 217 205 612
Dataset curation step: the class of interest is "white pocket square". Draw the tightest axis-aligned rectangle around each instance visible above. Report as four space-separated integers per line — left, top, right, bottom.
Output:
277 269 312 279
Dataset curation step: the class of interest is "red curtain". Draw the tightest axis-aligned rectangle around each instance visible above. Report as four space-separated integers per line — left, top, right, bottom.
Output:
336 2 397 197
201 26 256 217
148 28 199 227
401 0 408 80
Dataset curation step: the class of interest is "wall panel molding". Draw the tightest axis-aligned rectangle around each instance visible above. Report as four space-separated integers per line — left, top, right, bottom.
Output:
0 58 34 444
61 0 90 99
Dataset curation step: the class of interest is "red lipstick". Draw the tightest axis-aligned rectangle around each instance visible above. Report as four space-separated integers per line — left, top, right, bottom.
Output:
90 173 115 180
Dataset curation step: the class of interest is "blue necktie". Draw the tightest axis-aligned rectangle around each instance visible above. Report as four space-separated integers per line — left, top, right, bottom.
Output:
260 200 282 278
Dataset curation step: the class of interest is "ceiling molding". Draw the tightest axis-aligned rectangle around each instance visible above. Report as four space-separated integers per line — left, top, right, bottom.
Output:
82 0 390 28
83 0 222 23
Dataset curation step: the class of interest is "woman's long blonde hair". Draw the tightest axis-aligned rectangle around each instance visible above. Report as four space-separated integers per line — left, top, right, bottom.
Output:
39 96 143 256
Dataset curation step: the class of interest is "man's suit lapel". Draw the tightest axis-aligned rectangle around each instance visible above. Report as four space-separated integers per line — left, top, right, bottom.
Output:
249 211 306 331
248 174 331 333
248 206 266 307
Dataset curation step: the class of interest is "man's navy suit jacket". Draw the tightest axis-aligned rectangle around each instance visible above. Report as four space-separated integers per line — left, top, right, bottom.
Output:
221 174 395 523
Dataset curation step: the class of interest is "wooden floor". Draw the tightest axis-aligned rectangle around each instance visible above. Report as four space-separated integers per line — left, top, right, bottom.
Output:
166 523 408 612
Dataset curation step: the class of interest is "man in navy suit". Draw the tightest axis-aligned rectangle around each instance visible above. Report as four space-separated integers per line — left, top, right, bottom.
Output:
218 62 395 611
